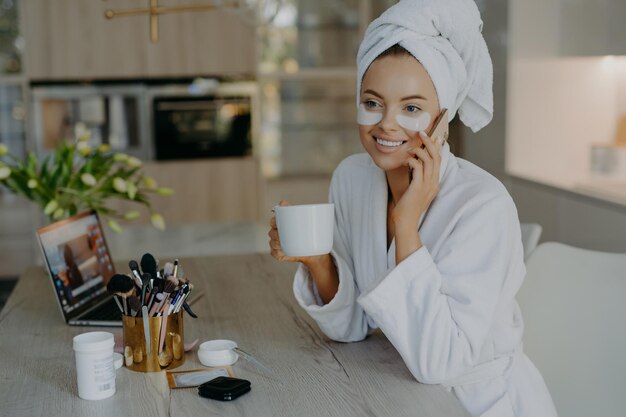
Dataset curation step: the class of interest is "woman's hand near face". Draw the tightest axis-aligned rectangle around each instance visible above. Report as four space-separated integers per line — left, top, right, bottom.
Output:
268 200 340 304
392 131 442 262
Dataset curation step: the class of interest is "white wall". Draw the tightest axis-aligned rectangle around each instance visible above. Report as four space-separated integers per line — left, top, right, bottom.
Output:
507 57 621 187
504 0 626 252
507 0 626 187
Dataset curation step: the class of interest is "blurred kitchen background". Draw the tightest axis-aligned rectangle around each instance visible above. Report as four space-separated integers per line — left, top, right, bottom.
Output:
1 0 626 284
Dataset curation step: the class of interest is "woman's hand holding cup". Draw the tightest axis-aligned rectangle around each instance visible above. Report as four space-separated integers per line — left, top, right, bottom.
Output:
269 200 339 303
268 200 335 266
269 201 303 263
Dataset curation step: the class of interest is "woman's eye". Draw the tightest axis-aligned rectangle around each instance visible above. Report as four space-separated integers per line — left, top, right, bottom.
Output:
405 105 421 113
365 100 380 109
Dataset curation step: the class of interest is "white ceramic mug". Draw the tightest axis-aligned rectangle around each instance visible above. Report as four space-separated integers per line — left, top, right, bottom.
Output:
274 203 334 257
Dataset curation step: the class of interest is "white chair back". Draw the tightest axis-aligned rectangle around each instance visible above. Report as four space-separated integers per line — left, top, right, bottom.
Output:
518 242 626 417
520 222 542 261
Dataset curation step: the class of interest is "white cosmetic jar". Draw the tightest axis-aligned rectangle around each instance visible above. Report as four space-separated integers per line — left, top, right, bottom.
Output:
198 339 239 367
73 331 116 400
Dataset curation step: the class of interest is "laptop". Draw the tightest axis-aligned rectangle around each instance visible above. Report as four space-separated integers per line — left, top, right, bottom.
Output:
37 210 122 327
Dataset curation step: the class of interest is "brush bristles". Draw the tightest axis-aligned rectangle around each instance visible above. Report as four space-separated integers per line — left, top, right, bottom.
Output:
107 274 135 293
140 253 158 280
129 260 140 272
162 280 176 294
128 295 142 313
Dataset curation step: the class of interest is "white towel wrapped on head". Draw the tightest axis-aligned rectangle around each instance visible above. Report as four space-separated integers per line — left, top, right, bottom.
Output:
356 0 493 132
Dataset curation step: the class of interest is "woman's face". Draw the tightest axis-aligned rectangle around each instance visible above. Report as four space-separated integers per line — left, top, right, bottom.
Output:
358 54 440 172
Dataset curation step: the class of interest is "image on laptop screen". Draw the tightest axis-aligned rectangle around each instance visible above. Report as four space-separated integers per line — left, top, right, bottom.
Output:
37 211 115 316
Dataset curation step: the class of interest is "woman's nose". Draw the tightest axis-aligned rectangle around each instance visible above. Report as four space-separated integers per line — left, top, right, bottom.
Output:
379 110 400 131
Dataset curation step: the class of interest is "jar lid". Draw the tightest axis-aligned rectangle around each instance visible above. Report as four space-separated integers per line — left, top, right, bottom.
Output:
199 339 237 351
73 331 115 352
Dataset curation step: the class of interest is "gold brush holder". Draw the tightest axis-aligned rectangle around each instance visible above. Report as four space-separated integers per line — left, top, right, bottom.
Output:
122 311 185 372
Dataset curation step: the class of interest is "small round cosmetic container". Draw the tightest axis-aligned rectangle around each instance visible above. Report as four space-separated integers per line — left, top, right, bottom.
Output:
197 339 239 367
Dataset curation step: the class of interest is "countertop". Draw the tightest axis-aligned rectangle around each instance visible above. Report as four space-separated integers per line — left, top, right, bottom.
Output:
106 221 270 262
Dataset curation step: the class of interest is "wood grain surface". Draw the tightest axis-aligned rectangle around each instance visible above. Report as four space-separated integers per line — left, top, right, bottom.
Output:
0 254 470 417
19 0 256 79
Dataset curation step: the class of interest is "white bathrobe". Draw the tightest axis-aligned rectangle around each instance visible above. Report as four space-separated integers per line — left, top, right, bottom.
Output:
293 144 557 417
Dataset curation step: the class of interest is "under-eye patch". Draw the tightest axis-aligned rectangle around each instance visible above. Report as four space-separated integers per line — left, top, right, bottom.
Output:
357 103 383 125
396 112 431 132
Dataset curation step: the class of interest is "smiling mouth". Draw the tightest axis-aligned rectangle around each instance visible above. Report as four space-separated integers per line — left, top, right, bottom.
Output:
375 136 407 147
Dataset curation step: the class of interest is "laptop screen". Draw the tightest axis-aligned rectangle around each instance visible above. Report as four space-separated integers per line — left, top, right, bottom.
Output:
37 210 116 320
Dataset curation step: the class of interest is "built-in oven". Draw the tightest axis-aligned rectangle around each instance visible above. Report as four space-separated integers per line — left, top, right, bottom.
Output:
147 82 256 160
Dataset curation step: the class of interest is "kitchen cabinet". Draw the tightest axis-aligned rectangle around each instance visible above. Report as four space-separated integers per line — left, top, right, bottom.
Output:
19 0 256 79
509 176 626 252
108 157 265 225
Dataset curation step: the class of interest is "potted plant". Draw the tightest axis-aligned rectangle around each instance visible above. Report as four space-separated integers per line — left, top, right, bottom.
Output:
0 132 173 232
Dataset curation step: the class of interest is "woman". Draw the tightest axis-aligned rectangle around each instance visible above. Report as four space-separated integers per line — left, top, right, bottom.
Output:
269 1 557 416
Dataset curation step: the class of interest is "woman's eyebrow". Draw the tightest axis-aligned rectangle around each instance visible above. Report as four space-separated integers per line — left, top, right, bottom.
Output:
363 89 383 99
363 90 427 101
401 94 427 101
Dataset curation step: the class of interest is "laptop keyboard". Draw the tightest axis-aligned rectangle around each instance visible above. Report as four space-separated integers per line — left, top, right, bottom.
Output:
80 297 123 321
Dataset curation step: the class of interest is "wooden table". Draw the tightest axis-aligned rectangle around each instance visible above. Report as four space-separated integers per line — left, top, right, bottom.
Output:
0 254 470 417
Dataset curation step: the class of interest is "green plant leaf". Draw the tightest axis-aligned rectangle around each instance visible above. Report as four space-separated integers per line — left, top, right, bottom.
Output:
26 152 38 177
49 153 65 190
39 154 51 187
2 139 170 233
6 176 33 200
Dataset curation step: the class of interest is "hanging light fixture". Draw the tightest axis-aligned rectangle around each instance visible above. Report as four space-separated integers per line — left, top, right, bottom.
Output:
104 0 283 43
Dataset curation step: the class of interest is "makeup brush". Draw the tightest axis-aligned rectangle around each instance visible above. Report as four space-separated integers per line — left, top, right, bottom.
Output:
140 253 158 283
175 265 185 281
171 284 188 313
106 274 134 293
146 288 159 313
173 259 179 278
128 260 144 288
127 295 142 317
141 272 152 305
106 274 135 315
182 301 198 318
142 305 151 356
148 292 165 317
167 274 181 289
162 280 177 299
113 295 124 313
158 299 171 354
154 280 177 315
163 262 174 278
154 277 166 292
